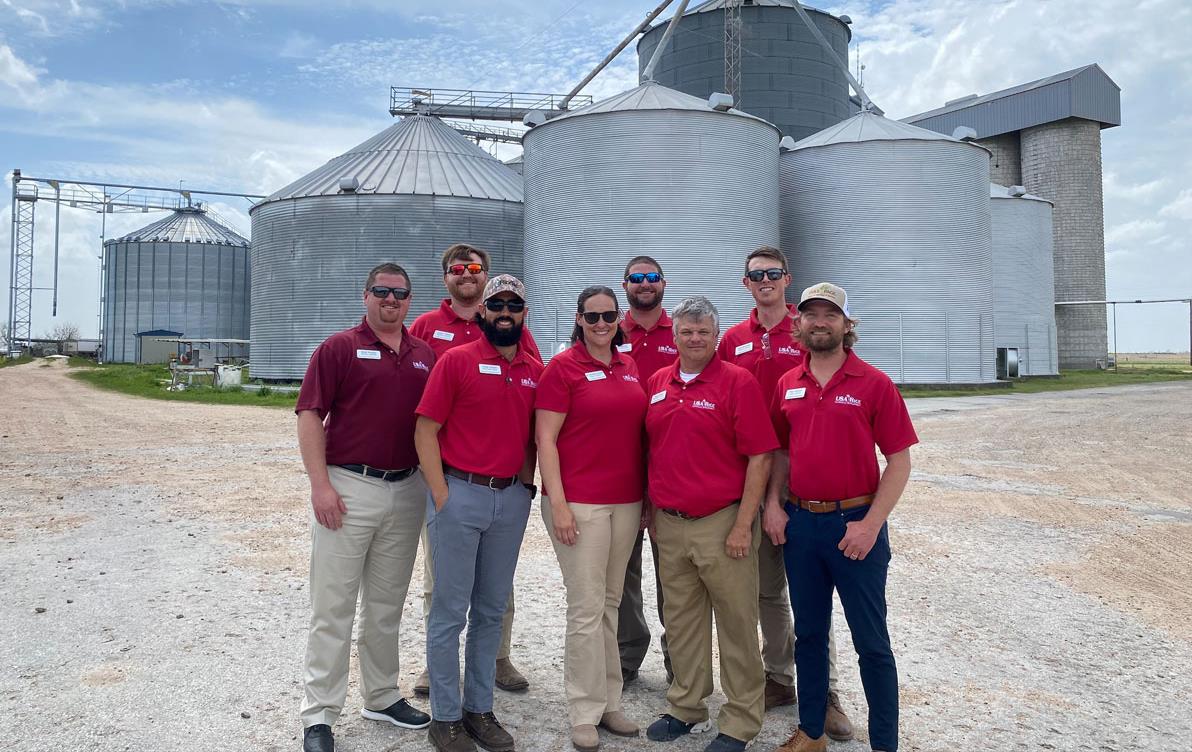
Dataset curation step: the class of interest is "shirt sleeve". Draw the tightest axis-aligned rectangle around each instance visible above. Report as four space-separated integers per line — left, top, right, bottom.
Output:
871 376 918 456
415 349 461 425
408 312 429 341
732 371 781 457
769 373 792 450
295 338 343 419
534 356 572 413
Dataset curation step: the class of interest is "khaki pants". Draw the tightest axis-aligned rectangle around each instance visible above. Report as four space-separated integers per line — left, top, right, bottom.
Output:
655 505 765 742
301 467 425 728
542 500 642 726
759 534 840 690
423 528 515 660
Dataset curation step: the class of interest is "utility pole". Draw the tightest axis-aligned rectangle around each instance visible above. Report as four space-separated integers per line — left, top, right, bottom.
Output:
724 0 743 105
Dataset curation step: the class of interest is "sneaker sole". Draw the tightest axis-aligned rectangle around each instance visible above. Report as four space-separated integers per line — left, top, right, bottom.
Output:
361 708 431 730
646 719 713 741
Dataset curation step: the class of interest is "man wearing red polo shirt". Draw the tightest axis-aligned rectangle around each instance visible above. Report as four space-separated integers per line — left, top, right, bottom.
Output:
644 296 778 752
409 243 537 696
768 283 916 752
414 275 543 752
295 263 434 752
616 255 678 684
718 247 853 739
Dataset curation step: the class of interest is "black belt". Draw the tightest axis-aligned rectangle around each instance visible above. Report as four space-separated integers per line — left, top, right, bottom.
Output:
337 464 417 482
443 464 519 490
658 500 740 520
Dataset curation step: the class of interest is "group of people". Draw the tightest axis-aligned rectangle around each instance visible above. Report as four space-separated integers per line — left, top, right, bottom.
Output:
294 243 917 752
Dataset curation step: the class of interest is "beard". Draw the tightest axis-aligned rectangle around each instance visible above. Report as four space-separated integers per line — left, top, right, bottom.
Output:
799 328 844 353
479 315 523 347
627 289 661 311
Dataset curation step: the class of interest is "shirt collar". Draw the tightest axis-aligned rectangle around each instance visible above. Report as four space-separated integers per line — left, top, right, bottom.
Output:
571 339 624 368
438 297 472 324
475 333 533 366
791 347 862 384
748 304 796 335
667 351 723 385
623 308 671 333
354 317 413 355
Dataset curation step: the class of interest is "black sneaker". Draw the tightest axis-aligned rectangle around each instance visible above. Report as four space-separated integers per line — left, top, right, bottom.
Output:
646 714 712 742
703 733 747 752
361 698 431 729
462 710 515 752
302 724 334 752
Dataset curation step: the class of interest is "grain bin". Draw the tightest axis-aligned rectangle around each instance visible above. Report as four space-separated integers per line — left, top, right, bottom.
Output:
637 0 852 141
250 114 524 380
522 81 780 358
780 112 995 384
101 206 250 363
990 183 1058 376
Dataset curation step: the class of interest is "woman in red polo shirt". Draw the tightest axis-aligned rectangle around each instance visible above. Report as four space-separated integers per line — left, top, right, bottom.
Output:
536 286 648 752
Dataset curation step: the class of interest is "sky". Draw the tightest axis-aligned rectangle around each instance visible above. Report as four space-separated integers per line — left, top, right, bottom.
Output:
1 0 1189 352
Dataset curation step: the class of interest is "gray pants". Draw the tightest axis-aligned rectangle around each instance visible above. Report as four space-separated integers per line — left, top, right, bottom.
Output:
617 529 671 677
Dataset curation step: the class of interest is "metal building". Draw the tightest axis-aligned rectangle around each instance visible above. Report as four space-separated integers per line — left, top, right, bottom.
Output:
636 0 852 141
249 114 524 380
905 64 1121 369
101 206 250 364
503 154 523 175
780 112 996 384
522 81 780 358
990 184 1058 376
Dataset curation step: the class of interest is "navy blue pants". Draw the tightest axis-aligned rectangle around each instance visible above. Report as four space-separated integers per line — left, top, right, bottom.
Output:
783 502 898 752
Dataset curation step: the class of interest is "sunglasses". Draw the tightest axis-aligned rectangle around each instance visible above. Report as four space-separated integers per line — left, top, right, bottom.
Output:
625 272 663 284
485 298 525 313
369 286 410 300
580 311 619 325
746 268 787 282
448 263 485 276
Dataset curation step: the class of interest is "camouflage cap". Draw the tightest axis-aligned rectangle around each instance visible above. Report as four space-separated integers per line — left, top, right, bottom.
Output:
797 281 850 317
482 274 527 302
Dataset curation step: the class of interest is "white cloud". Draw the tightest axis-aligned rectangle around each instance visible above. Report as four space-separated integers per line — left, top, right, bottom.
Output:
1158 189 1192 221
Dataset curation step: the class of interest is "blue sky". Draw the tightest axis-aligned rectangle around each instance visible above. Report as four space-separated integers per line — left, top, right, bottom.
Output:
2 0 1190 352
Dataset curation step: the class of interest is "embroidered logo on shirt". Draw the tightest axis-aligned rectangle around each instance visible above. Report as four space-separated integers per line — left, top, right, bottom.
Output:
622 374 640 383
658 345 678 355
835 394 862 407
413 361 430 372
777 346 801 357
692 399 717 410
521 377 538 388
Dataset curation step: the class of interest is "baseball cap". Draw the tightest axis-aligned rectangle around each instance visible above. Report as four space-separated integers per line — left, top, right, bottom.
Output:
482 274 527 302
797 282 850 317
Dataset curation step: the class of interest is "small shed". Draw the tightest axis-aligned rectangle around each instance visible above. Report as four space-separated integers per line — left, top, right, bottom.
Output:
135 329 183 365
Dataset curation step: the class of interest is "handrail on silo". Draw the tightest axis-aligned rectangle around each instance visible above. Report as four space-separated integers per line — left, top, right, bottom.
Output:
642 0 690 82
561 0 675 111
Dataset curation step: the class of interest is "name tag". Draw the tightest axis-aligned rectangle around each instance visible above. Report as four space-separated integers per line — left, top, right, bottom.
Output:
650 390 667 404
584 370 607 381
432 330 455 341
734 342 754 356
616 343 632 353
478 363 502 375
785 387 807 400
356 349 381 360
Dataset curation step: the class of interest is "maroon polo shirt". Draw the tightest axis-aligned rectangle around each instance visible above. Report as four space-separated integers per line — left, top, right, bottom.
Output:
535 340 647 504
717 304 805 405
619 309 677 385
644 354 779 517
296 318 435 470
771 348 918 502
410 298 543 362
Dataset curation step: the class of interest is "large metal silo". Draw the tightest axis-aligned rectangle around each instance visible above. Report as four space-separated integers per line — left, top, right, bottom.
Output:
991 183 1058 376
250 115 524 380
780 112 995 384
101 206 250 363
637 0 852 141
522 81 781 358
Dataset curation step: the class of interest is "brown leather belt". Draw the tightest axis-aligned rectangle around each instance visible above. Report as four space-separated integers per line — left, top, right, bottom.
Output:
658 500 740 520
444 464 519 490
791 494 874 514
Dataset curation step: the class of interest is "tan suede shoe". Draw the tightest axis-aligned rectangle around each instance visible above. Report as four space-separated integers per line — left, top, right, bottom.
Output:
776 728 827 752
571 724 599 752
825 691 855 741
494 657 529 691
598 711 640 737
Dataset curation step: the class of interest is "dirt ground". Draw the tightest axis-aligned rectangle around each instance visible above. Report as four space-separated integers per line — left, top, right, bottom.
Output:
2 359 1190 752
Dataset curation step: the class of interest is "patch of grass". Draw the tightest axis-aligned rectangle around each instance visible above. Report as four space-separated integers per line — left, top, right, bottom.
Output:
900 367 1192 398
69 362 298 409
0 355 33 368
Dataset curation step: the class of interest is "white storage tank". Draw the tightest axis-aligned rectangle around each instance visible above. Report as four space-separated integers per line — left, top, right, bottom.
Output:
990 183 1058 376
780 111 995 384
522 81 781 358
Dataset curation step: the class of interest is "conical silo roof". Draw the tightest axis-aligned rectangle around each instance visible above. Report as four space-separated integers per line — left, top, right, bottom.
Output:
791 111 966 151
109 206 249 247
547 80 774 128
260 115 522 204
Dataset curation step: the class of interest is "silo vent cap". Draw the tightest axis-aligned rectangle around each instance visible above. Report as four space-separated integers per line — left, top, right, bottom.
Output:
339 176 360 193
779 136 797 152
839 14 853 24
708 92 734 111
952 126 978 141
1009 185 1028 197
523 111 548 128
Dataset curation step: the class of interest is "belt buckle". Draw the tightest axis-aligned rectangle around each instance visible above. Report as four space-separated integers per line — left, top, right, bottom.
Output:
487 475 501 490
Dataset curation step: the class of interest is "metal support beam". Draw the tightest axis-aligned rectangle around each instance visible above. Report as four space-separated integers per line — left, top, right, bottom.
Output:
642 0 690 82
389 88 590 122
724 0 742 105
11 192 36 348
560 0 674 111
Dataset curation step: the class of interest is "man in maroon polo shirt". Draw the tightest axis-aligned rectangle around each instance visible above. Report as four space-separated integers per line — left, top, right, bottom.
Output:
295 263 434 752
644 296 778 752
409 243 537 695
616 255 678 684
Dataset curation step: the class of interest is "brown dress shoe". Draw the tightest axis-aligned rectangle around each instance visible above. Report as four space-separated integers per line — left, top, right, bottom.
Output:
764 678 797 710
571 724 599 752
598 711 640 737
494 657 529 691
776 727 827 752
414 667 430 697
825 691 855 741
463 710 515 752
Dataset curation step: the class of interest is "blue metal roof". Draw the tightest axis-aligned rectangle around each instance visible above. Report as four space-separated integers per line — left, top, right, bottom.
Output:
902 64 1121 139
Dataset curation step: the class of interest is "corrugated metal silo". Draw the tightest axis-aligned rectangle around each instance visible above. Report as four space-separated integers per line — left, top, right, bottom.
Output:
990 183 1058 375
780 112 995 384
249 115 524 380
101 206 250 363
522 81 781 358
636 0 852 141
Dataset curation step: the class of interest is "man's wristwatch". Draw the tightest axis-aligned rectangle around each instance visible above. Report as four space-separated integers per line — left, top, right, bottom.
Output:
523 482 538 499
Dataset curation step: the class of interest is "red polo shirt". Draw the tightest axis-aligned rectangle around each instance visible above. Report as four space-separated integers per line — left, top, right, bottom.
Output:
717 305 804 404
296 318 435 470
535 341 647 504
645 354 779 516
410 298 543 362
416 336 544 478
619 309 677 384
771 348 918 502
